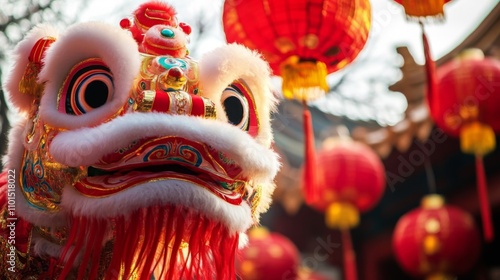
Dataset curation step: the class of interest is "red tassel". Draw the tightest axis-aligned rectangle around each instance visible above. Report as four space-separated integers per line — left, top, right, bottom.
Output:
341 229 357 280
58 216 89 279
475 155 494 242
302 103 317 204
57 205 239 279
77 218 107 280
420 22 437 113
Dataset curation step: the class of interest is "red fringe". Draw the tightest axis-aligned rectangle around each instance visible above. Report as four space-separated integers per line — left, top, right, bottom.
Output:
303 105 318 204
341 229 357 280
475 155 494 242
57 205 239 279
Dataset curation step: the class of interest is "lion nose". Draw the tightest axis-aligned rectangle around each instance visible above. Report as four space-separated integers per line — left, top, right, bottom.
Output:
134 89 216 119
158 67 186 92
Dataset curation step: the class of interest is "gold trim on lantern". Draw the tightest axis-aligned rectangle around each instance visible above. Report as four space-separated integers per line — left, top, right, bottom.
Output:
274 37 296 54
456 48 484 61
421 194 444 209
423 234 441 255
424 218 441 234
300 34 319 49
458 104 479 121
400 0 446 20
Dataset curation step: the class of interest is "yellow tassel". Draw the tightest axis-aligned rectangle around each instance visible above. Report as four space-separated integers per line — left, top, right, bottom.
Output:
460 121 496 156
325 202 359 230
280 56 329 102
401 0 446 19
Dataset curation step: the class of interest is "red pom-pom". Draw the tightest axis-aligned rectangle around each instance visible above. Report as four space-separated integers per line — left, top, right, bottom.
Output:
133 1 177 31
179 22 192 35
140 25 188 57
120 18 131 29
168 67 183 79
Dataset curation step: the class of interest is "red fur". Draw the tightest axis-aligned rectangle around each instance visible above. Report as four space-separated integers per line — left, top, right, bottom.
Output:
140 4 175 29
134 1 177 22
57 205 239 279
125 1 178 45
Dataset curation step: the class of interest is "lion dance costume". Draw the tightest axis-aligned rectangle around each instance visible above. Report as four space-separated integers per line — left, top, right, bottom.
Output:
0 1 280 279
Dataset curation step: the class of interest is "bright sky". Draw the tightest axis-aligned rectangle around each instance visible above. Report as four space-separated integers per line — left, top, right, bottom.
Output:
78 0 497 126
370 0 497 63
80 0 496 60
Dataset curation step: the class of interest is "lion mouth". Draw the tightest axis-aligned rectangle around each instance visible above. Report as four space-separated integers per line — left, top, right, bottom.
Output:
74 136 248 205
87 164 199 177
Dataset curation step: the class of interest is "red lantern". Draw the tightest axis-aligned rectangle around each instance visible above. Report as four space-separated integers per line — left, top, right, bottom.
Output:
430 50 500 139
223 0 371 100
309 138 386 280
393 195 481 279
311 139 386 221
427 50 500 242
236 227 300 280
223 0 371 205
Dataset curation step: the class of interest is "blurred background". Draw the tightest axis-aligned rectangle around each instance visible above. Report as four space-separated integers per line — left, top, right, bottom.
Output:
1 0 499 279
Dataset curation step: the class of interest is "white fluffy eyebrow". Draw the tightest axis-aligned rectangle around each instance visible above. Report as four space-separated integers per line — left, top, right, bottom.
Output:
49 112 280 184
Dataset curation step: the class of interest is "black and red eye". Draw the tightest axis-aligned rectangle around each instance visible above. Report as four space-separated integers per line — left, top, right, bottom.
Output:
222 85 249 130
221 80 259 137
58 58 114 115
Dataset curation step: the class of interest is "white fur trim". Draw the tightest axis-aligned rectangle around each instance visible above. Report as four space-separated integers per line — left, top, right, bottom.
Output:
3 24 59 113
199 44 279 148
49 112 280 185
39 22 141 130
238 233 249 249
32 235 63 259
62 179 253 234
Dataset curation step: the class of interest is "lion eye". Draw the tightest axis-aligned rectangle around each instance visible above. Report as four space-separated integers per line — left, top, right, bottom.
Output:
59 58 114 115
221 84 249 131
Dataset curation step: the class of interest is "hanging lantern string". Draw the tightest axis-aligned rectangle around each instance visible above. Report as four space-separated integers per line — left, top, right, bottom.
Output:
341 229 358 280
419 21 437 111
475 154 494 242
302 100 318 204
419 14 496 243
424 157 437 194
419 20 439 196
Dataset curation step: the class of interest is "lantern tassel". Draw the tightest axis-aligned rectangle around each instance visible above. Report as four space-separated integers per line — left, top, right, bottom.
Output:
420 22 437 113
475 155 494 242
341 229 357 280
325 202 360 229
460 122 495 242
302 103 317 204
281 56 329 101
